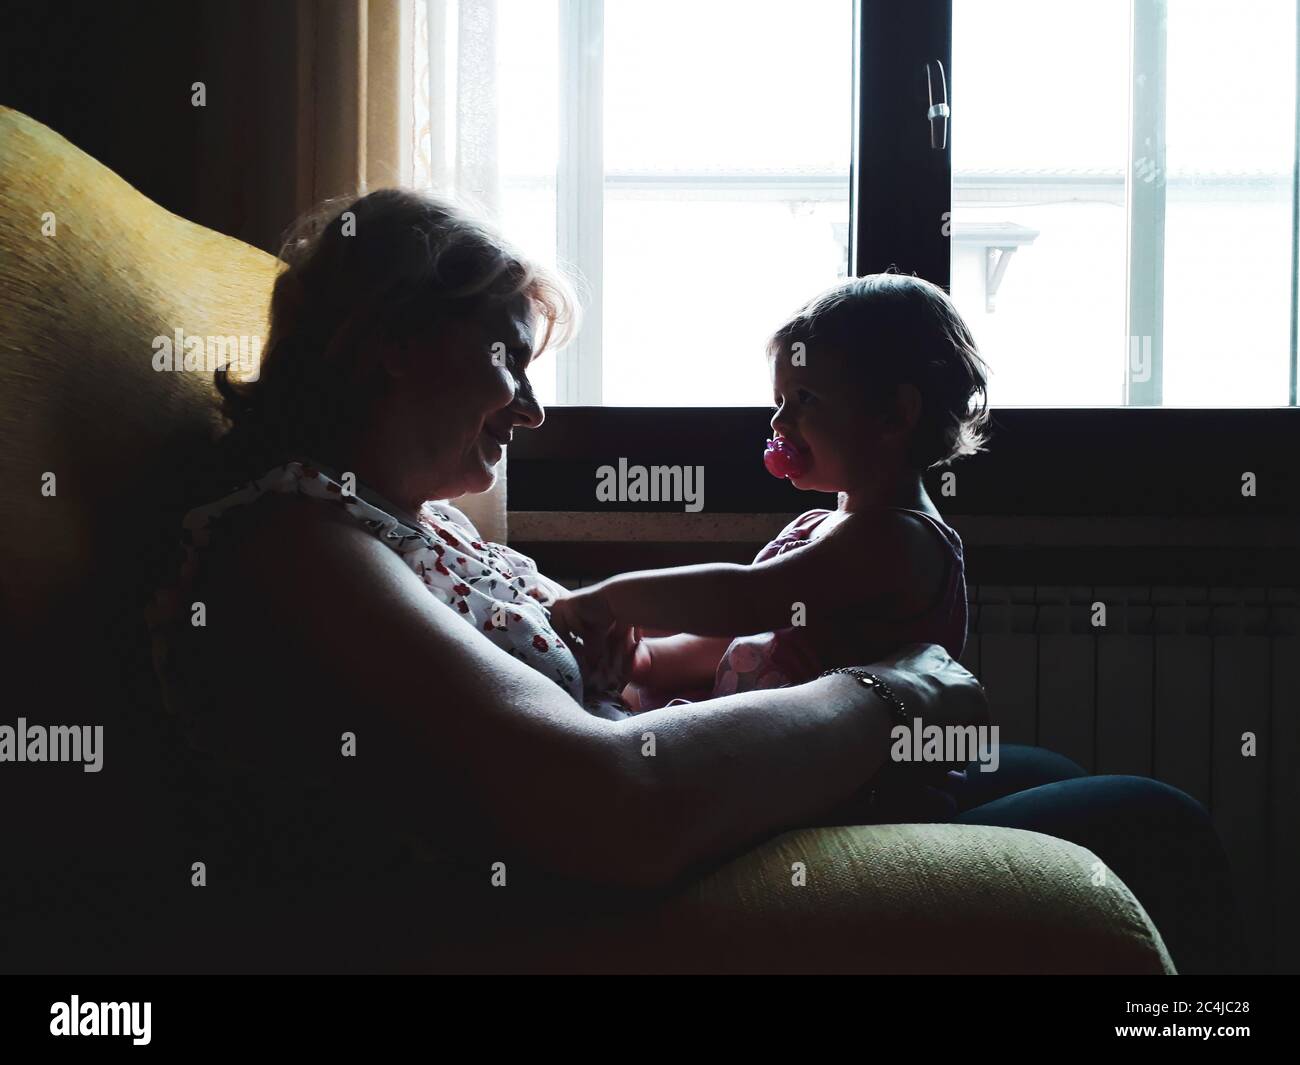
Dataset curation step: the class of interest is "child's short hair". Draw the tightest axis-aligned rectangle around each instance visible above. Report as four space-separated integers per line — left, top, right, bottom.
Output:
769 272 990 470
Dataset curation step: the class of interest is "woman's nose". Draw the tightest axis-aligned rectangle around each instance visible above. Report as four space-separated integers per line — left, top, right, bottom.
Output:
512 391 545 430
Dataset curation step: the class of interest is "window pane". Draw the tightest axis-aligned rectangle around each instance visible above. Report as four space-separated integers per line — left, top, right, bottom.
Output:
953 0 1297 408
487 0 851 406
497 0 560 408
415 0 565 407
952 0 1132 406
1162 0 1296 406
602 0 852 405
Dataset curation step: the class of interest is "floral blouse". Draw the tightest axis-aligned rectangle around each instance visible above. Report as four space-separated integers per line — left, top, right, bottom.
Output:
148 459 631 725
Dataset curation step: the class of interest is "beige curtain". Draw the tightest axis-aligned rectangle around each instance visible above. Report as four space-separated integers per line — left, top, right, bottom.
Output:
294 0 510 543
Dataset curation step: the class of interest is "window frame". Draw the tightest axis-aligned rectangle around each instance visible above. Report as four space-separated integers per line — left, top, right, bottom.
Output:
1125 0 1167 405
557 0 604 404
851 0 951 285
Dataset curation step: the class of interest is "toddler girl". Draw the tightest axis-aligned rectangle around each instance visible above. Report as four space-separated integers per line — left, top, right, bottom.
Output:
551 272 990 714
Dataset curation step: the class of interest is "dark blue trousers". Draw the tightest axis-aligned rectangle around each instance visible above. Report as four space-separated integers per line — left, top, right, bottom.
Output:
946 745 1247 975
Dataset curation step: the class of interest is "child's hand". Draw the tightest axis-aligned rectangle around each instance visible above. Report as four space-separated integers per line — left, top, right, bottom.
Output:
549 587 617 657
586 621 642 697
550 587 642 695
630 635 653 681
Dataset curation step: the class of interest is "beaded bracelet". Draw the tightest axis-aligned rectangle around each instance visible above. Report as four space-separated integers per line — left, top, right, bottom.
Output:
817 666 913 729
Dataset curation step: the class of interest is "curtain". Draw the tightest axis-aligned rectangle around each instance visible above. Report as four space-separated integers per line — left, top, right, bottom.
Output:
414 0 500 212
295 0 510 543
296 0 412 204
411 1 508 541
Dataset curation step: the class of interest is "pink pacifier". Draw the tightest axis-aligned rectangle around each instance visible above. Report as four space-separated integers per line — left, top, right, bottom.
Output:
763 436 811 479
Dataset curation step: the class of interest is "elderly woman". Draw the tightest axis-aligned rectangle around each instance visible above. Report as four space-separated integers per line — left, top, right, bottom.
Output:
150 189 1242 974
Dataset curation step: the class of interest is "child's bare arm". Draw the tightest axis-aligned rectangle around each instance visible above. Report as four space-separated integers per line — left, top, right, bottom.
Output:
552 511 931 651
635 633 733 692
598 563 761 635
598 512 919 634
551 563 748 644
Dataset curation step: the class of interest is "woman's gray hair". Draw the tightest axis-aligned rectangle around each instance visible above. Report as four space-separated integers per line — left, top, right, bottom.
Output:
215 188 578 465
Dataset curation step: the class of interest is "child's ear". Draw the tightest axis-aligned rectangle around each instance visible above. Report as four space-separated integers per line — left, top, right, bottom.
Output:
889 382 923 433
379 336 414 379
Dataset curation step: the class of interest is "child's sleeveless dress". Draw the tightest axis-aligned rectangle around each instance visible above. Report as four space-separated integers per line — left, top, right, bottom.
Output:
711 506 968 698
641 505 971 824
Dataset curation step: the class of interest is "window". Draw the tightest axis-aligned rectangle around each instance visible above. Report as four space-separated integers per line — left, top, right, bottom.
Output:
416 0 1300 408
416 0 851 406
952 0 1298 406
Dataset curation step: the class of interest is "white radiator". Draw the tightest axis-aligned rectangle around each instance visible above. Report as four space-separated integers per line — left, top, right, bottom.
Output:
968 585 1299 974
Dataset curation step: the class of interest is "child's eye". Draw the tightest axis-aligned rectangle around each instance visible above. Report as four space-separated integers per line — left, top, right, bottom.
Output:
797 389 815 403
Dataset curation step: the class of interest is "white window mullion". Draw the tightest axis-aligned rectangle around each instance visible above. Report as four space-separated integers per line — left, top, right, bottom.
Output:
1125 0 1167 406
557 0 604 405
426 1 454 192
1290 0 1300 406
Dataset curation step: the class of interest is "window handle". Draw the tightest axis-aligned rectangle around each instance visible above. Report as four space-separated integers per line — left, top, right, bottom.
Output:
925 60 950 150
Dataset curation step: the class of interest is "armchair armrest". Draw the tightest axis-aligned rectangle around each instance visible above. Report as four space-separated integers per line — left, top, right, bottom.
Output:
445 823 1175 974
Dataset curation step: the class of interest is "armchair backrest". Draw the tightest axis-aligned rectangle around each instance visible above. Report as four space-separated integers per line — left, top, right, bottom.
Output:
0 106 279 650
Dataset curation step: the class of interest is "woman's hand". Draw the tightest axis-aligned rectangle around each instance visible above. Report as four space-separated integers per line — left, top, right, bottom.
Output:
872 642 988 731
859 642 989 789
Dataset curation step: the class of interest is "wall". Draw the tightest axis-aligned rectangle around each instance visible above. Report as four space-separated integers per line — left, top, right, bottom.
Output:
1 0 301 255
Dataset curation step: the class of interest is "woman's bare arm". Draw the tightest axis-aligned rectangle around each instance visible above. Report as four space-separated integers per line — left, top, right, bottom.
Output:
231 498 984 891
